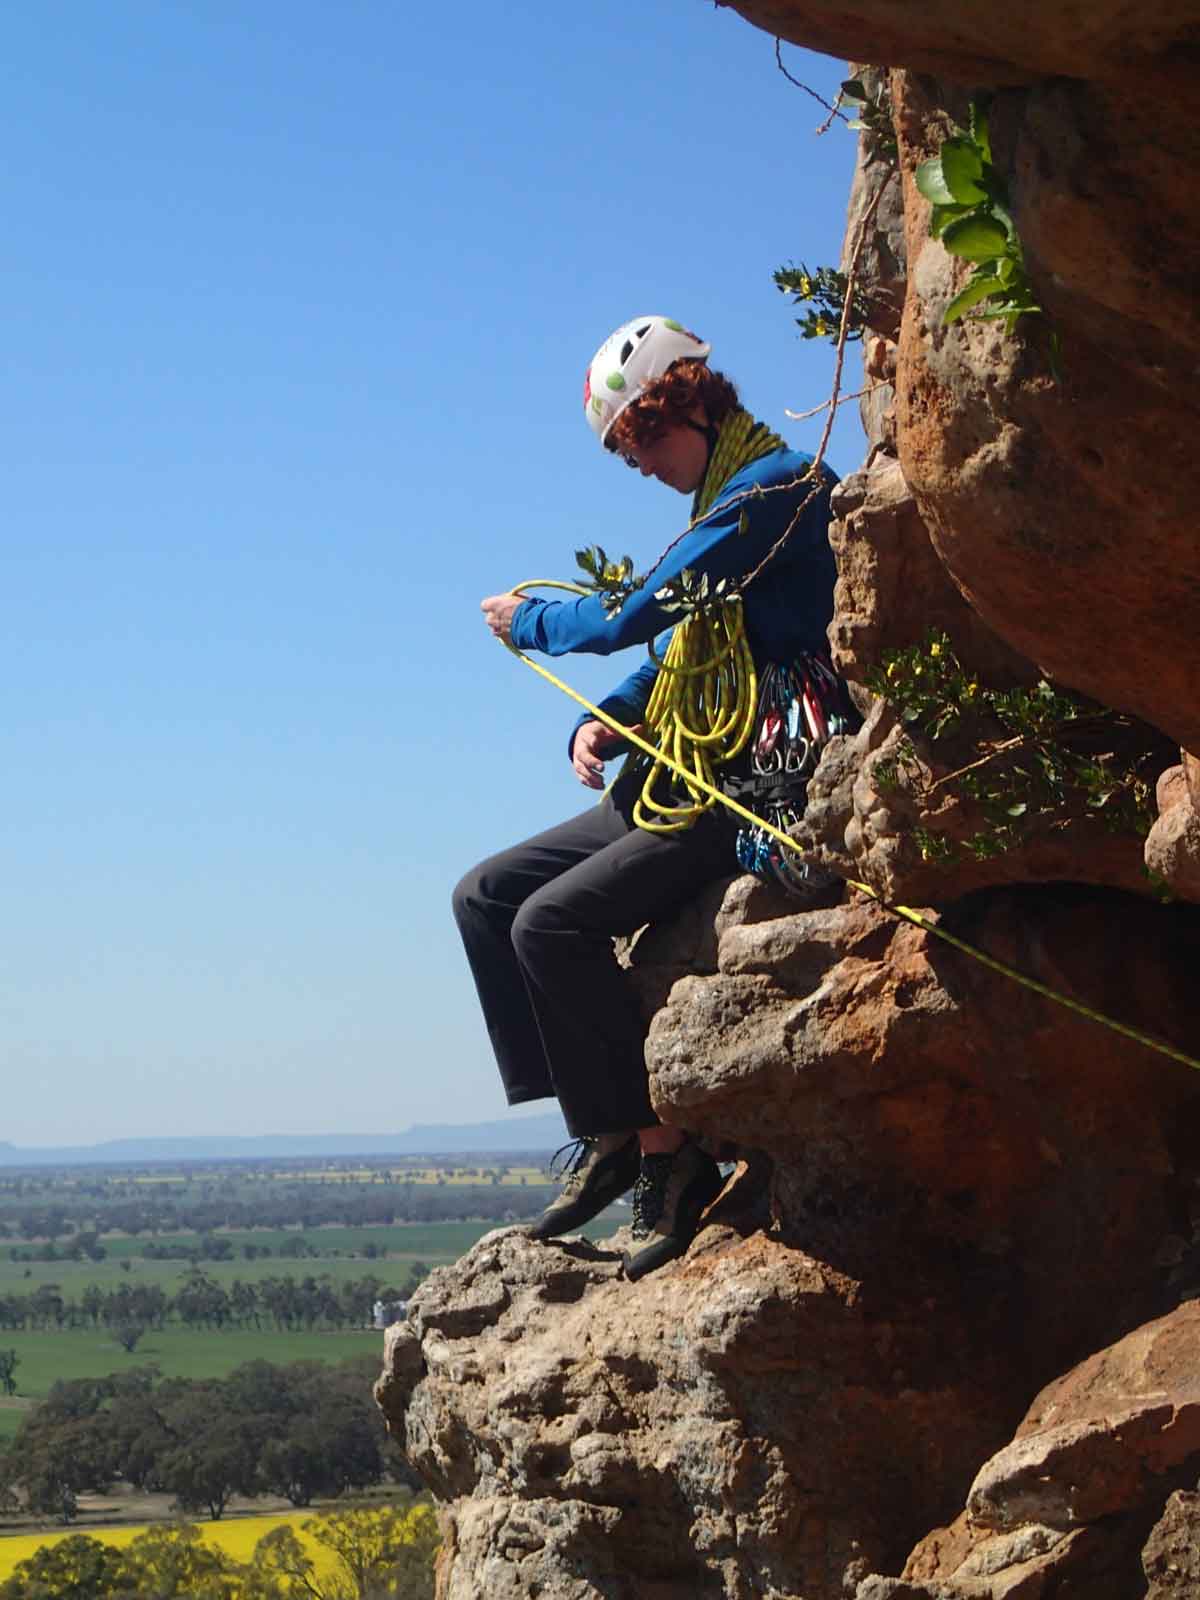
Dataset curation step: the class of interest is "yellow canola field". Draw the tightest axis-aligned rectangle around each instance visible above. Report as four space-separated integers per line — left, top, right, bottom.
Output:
0 1512 339 1582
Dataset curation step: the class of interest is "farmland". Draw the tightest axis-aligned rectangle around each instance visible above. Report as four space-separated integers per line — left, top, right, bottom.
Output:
0 1510 333 1582
0 1326 378 1437
0 1152 624 1443
0 1501 439 1595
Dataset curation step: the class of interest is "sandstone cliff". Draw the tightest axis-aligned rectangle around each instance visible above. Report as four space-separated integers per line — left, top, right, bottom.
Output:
378 6 1200 1594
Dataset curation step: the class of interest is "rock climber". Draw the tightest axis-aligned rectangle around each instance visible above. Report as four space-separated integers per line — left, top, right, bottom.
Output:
453 315 845 1280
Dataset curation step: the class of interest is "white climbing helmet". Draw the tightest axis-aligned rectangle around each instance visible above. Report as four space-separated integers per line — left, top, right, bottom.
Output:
583 316 711 446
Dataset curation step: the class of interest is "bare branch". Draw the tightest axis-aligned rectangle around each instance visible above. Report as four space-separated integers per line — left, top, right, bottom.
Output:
774 38 849 128
784 387 867 423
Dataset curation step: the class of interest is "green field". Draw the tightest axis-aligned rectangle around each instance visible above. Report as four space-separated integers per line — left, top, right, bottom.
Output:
0 1325 384 1439
0 1208 631 1441
0 1220 503 1294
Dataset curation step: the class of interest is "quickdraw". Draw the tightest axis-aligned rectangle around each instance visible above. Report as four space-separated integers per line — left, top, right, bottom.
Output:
726 654 856 900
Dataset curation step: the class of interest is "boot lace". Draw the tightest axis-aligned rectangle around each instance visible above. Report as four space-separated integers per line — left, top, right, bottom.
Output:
548 1139 594 1194
631 1154 673 1239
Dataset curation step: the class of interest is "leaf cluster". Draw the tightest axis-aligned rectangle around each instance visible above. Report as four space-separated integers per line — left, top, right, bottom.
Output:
840 76 897 161
574 546 645 619
866 629 1160 867
653 567 736 620
774 262 872 343
915 102 1041 334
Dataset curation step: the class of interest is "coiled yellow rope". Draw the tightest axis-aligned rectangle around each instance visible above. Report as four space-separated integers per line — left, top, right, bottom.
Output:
507 581 757 831
631 599 756 832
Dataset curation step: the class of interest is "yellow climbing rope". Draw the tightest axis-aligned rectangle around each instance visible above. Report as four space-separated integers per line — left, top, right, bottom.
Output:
508 578 759 834
518 411 785 835
632 599 756 832
496 634 1200 1079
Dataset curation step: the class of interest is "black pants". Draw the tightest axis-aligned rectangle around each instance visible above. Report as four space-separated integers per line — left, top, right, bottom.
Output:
451 780 737 1137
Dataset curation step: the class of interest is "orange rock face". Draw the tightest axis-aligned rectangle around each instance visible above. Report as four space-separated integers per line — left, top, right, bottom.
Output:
380 7 1200 1596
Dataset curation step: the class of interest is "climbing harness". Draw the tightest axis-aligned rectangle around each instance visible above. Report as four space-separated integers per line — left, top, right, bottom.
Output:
725 655 855 899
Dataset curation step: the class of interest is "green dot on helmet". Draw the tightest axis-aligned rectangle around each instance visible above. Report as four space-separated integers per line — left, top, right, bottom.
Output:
606 373 626 392
664 319 684 331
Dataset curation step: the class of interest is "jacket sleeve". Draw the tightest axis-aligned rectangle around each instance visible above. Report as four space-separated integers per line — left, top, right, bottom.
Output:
510 461 821 658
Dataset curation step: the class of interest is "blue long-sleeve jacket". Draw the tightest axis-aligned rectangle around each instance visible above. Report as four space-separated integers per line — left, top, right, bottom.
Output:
507 446 838 757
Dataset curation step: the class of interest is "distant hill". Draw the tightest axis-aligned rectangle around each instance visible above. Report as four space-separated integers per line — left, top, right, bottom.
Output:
0 1112 570 1168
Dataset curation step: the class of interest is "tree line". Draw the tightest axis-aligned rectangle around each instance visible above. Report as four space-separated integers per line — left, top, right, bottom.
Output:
2 1357 418 1525
0 1177 551 1243
0 1268 425 1346
0 1502 437 1599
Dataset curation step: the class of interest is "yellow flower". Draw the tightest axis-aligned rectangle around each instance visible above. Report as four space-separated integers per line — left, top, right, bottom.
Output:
813 317 829 336
798 275 813 296
929 641 942 658
966 681 979 697
886 661 898 679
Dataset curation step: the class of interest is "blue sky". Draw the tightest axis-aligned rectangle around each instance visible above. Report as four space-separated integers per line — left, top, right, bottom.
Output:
3 2 863 1145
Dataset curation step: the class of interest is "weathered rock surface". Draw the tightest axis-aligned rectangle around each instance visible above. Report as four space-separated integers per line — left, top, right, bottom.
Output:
377 1222 1011 1598
380 880 1200 1597
1143 1490 1200 1598
891 69 1200 759
722 0 1199 90
851 1302 1200 1598
796 697 1170 908
1145 754 1200 903
380 5 1200 1594
806 110 1183 910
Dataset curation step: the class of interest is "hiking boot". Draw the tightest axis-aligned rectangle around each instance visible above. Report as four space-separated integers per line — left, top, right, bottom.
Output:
622 1140 725 1281
526 1133 640 1241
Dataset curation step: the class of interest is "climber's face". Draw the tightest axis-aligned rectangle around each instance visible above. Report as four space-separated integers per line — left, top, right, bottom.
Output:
623 419 709 495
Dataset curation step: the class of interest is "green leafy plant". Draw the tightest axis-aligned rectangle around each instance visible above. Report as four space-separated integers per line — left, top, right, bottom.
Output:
839 75 897 161
653 567 735 619
774 262 872 344
574 545 645 618
915 102 1041 333
866 629 1161 866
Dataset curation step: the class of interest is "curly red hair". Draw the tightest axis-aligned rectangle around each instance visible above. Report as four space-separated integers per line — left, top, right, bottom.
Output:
606 359 740 454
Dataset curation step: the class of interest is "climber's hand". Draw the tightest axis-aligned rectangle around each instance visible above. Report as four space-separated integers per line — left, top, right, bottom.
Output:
572 719 629 789
480 593 523 643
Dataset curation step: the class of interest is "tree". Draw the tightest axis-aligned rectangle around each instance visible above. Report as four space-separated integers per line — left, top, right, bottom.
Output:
157 1405 259 1520
172 1271 230 1330
248 1503 439 1600
112 1319 148 1353
311 1503 439 1600
18 1426 107 1523
0 1533 137 1599
30 1283 64 1330
258 1423 335 1509
105 1382 173 1492
117 1523 237 1599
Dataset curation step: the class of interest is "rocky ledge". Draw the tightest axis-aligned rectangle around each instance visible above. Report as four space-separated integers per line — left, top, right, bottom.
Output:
379 2 1200 1591
378 879 1200 1597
